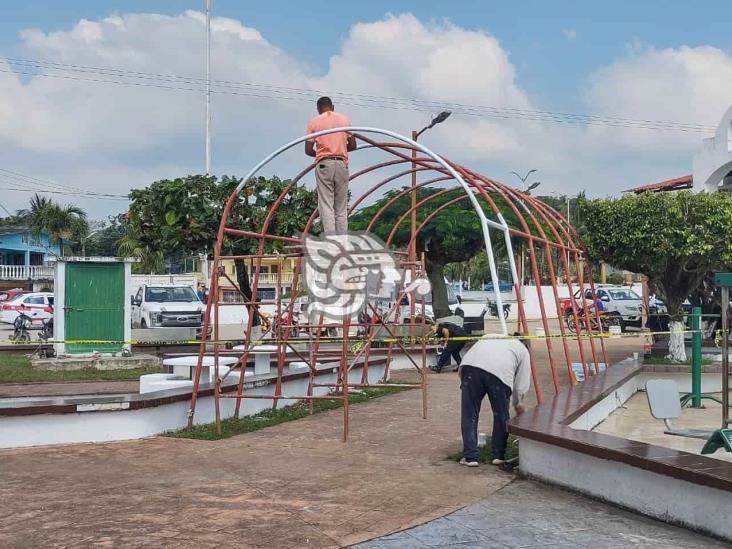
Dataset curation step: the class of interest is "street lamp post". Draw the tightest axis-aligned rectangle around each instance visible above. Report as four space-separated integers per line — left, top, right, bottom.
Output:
550 192 572 277
410 111 451 332
512 168 541 326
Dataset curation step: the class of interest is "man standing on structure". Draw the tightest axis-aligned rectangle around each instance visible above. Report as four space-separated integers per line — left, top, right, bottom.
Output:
305 97 356 234
458 333 531 467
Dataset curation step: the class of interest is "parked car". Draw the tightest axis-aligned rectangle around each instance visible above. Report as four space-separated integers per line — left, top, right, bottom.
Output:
559 285 643 332
0 288 27 303
0 292 54 327
131 284 204 329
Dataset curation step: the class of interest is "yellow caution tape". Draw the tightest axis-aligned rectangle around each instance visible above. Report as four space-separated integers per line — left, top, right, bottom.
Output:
0 329 694 347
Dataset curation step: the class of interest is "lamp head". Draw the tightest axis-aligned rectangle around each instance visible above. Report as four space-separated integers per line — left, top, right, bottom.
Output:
432 111 452 126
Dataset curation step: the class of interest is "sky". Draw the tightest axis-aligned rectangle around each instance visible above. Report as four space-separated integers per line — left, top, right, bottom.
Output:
1 1 732 219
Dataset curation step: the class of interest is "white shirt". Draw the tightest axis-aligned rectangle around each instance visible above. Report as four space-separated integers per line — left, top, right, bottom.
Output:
460 335 532 406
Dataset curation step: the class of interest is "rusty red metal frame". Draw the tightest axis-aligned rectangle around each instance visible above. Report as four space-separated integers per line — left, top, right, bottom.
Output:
187 128 606 439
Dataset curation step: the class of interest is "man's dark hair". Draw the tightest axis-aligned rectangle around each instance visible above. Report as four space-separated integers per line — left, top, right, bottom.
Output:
317 96 334 112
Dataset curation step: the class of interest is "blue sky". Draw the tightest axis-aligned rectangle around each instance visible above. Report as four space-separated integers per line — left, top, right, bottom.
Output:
3 0 730 116
1 2 732 217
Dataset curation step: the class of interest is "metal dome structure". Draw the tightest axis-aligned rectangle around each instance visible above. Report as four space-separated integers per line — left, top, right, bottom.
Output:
187 127 608 438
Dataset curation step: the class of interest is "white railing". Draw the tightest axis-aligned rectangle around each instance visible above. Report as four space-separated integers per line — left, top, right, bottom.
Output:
251 273 294 285
0 265 54 281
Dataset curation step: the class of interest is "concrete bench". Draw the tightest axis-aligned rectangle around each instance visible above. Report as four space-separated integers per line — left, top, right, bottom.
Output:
162 355 238 383
232 344 278 375
289 360 321 371
139 373 193 395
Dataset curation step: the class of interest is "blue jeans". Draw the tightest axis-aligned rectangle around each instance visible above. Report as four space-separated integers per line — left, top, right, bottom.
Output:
460 366 512 461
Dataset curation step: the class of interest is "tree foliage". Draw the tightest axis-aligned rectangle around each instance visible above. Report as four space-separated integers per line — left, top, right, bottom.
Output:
15 193 88 256
351 187 519 317
580 191 732 317
122 174 317 273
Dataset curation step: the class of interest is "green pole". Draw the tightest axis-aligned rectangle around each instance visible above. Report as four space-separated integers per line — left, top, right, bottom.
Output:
691 306 702 408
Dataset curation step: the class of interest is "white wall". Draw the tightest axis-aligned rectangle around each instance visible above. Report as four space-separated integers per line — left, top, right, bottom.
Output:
521 438 732 541
0 364 386 449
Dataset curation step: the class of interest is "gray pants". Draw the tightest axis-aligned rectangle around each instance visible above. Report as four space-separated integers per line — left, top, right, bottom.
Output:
315 158 349 234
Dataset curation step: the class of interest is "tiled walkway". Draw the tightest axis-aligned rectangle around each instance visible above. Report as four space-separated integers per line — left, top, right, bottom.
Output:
355 479 728 548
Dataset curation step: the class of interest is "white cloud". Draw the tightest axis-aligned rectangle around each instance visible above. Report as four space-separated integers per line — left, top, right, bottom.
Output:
563 29 577 40
583 44 732 151
0 11 730 217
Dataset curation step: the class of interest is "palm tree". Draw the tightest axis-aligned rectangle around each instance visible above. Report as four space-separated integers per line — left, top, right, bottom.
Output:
117 218 164 273
20 194 88 256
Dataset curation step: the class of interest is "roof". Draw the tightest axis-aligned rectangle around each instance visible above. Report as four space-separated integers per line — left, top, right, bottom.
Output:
0 225 31 235
624 175 693 194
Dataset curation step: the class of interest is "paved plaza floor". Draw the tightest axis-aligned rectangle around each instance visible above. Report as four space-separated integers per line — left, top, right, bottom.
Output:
3 335 718 547
595 391 732 463
355 479 729 548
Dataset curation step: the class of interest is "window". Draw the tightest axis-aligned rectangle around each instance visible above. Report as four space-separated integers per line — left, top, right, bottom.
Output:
144 287 198 303
608 289 640 301
26 296 45 305
47 297 54 306
222 290 245 304
257 288 276 301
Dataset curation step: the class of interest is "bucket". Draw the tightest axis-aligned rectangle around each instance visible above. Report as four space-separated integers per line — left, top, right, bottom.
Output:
608 325 622 338
534 327 545 338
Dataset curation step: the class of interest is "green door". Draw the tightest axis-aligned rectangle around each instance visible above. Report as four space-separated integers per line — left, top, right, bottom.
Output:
65 263 125 354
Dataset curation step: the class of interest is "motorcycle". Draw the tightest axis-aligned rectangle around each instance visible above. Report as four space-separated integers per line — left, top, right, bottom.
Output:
39 317 54 342
10 313 32 344
480 298 511 320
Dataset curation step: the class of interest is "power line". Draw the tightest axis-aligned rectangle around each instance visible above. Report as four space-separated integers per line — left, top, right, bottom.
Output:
0 185 129 201
0 167 91 195
0 56 717 133
0 169 128 199
3 56 715 131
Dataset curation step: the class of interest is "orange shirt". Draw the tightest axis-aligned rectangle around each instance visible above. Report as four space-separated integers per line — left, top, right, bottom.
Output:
306 111 352 163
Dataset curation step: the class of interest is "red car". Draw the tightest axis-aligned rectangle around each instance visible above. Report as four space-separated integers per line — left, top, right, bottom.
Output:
0 292 54 327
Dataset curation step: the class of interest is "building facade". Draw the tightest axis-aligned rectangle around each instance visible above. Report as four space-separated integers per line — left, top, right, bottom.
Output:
0 226 59 290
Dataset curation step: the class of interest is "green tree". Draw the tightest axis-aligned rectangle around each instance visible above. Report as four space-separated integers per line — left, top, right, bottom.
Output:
123 174 317 272
351 187 523 318
17 193 88 256
580 191 732 360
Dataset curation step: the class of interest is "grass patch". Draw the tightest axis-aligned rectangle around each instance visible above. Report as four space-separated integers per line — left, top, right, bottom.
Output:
166 386 408 441
447 435 520 463
642 356 713 366
0 354 160 383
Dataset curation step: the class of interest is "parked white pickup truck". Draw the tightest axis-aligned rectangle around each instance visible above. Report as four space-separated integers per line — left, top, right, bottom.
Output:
131 284 204 329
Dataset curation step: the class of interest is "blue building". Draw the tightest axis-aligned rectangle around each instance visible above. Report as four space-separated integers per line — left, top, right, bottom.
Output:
0 226 59 288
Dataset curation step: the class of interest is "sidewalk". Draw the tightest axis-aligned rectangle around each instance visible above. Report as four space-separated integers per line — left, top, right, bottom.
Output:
0 379 138 398
356 479 728 548
0 371 511 548
0 337 647 547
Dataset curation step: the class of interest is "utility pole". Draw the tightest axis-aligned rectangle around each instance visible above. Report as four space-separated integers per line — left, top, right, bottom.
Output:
205 0 212 175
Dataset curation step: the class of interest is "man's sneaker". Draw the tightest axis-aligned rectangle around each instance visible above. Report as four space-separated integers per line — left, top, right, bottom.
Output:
459 458 479 467
429 365 442 373
491 458 506 466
